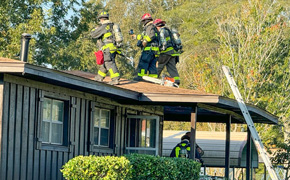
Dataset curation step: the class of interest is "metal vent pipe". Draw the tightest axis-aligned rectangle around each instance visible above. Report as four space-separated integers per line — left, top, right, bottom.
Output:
20 33 32 62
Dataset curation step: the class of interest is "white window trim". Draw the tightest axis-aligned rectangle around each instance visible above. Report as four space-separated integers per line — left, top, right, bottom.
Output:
42 98 64 145
126 115 160 156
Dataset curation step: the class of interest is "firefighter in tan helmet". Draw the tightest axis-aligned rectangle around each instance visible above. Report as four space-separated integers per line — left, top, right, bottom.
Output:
91 11 123 85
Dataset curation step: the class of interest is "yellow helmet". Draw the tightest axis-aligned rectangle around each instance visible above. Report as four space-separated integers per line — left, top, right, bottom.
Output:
98 11 109 19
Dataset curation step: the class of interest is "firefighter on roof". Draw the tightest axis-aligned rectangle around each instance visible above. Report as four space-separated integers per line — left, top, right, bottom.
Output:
133 13 160 81
153 19 181 85
91 11 123 85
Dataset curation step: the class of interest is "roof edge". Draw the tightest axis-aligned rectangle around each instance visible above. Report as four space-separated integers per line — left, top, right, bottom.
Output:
218 96 278 124
140 93 219 103
0 60 25 73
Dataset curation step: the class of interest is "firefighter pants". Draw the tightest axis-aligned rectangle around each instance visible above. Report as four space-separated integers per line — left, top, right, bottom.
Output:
96 48 120 80
157 54 180 84
136 51 158 78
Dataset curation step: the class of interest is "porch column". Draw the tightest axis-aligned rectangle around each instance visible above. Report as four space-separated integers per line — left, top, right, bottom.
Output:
264 164 266 180
225 115 231 179
189 105 197 160
246 127 252 180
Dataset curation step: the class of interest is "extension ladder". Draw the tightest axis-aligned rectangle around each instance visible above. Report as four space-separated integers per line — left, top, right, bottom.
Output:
222 66 279 180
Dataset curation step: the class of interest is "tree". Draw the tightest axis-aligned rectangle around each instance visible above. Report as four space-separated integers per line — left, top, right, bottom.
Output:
271 140 290 180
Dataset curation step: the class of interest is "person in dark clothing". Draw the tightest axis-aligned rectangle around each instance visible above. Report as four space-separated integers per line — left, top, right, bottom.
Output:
185 131 204 158
153 19 181 85
91 11 122 85
170 135 202 162
133 13 160 81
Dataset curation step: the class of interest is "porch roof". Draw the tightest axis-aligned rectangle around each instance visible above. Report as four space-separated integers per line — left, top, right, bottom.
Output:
0 58 278 124
163 130 259 168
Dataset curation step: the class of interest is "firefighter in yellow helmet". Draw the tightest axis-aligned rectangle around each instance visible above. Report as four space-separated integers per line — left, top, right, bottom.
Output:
133 13 160 81
91 11 123 85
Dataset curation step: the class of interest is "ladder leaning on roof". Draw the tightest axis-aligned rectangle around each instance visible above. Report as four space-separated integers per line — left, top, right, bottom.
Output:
222 66 280 180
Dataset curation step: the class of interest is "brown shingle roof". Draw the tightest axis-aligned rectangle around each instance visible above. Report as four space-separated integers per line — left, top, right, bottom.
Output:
0 58 214 95
65 70 215 95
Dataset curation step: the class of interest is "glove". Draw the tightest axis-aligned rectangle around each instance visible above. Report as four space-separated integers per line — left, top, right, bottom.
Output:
142 40 147 47
116 42 123 48
160 45 166 51
137 40 143 47
137 34 143 40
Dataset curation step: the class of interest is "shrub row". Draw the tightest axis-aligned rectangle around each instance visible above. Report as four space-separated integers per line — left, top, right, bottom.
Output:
61 155 131 180
125 154 201 180
61 154 201 180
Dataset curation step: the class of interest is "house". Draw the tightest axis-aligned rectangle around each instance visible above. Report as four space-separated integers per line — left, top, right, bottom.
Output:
0 58 278 180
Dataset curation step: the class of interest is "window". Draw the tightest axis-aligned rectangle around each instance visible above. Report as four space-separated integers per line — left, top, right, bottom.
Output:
36 91 70 152
126 115 159 155
42 97 65 144
93 107 110 147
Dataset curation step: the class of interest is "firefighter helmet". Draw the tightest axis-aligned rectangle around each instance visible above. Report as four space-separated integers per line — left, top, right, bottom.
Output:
153 19 166 27
98 11 109 19
141 13 153 21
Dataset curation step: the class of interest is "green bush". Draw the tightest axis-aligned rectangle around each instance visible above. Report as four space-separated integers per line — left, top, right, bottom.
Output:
61 154 201 180
60 155 131 180
125 154 201 180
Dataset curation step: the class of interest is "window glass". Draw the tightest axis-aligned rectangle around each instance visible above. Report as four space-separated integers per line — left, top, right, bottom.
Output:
42 121 50 143
52 100 64 122
94 127 99 145
146 120 151 147
51 123 63 144
126 116 159 156
141 119 146 147
94 108 100 126
43 98 52 121
100 110 110 128
42 97 65 145
149 119 156 148
93 107 110 147
100 129 109 146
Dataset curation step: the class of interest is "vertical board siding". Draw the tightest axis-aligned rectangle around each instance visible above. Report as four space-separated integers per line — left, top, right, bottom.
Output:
0 76 3 180
79 99 85 155
57 152 63 180
1 82 9 180
51 151 57 180
45 151 52 180
7 83 16 180
0 80 141 180
20 86 29 179
84 100 89 156
69 97 76 160
39 150 46 180
74 98 80 157
27 87 36 180
14 84 23 180
115 107 121 156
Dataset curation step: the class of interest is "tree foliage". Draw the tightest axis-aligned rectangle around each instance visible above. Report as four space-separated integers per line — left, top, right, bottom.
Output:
271 140 290 180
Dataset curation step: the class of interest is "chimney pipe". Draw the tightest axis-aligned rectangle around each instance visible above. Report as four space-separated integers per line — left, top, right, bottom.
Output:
20 33 32 62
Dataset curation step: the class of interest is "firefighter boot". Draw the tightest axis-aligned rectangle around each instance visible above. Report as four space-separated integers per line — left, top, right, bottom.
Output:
95 75 104 82
108 78 119 85
133 76 143 81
